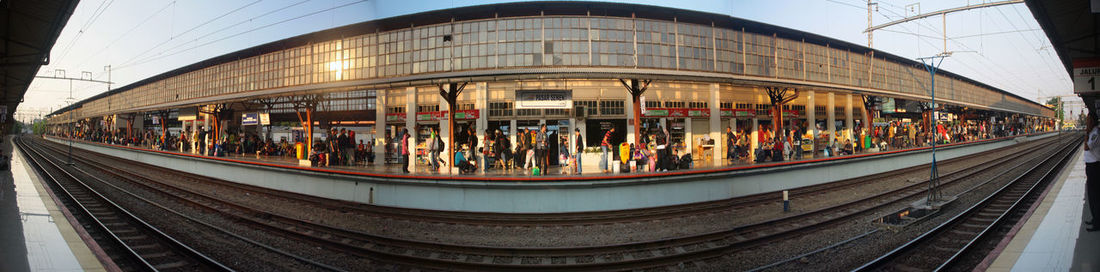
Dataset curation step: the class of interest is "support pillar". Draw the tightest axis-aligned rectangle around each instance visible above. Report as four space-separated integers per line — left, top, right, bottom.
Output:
685 117 693 155
750 117 758 161
807 91 817 139
438 89 449 173
845 93 854 142
476 82 488 173
709 83 722 166
625 95 636 146
375 89 387 164
509 120 518 147
827 92 836 144
405 87 417 173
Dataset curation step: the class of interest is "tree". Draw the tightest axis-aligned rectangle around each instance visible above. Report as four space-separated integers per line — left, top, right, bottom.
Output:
1045 97 1064 124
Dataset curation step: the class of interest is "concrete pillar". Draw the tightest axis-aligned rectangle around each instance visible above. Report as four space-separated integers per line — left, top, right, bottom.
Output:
191 118 198 154
405 87 417 173
625 95 635 145
685 117 693 155
807 90 817 139
845 93 854 142
374 89 386 164
509 120 517 147
569 117 577 155
438 90 449 172
750 117 758 161
476 83 488 173
827 92 836 144
709 83 722 166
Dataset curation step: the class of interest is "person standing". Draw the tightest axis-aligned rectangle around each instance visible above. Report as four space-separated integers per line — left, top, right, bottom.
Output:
400 128 410 173
537 124 548 171
726 127 737 163
601 127 615 173
574 128 584 174
1085 113 1100 232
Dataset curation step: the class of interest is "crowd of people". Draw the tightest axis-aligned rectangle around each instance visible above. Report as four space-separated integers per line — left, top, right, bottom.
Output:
53 116 1043 176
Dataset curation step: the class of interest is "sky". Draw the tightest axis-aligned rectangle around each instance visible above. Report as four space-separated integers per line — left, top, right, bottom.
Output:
17 0 1081 122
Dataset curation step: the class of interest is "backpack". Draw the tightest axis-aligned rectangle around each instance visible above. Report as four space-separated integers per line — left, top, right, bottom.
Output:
532 166 541 176
435 137 444 152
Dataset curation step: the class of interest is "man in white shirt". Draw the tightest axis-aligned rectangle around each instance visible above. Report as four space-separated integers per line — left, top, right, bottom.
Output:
1084 113 1100 232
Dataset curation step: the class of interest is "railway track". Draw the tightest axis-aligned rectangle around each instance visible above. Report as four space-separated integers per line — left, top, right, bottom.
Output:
17 137 344 271
24 133 1076 270
15 138 232 271
854 134 1081 271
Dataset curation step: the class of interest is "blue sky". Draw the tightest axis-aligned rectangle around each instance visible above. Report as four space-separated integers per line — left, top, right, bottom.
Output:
20 0 1079 121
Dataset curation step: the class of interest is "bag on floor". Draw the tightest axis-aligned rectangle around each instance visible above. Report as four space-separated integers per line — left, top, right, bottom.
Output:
532 166 541 176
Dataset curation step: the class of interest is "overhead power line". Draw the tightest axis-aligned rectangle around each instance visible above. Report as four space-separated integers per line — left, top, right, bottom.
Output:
118 0 368 71
115 0 265 70
116 0 315 70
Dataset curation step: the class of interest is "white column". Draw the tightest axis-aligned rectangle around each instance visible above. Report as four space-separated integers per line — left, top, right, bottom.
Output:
476 83 488 173
845 93 854 142
807 91 817 139
569 117 577 154
685 117 693 155
509 120 518 146
827 92 836 144
375 90 387 164
750 117 758 161
625 95 635 145
437 89 451 170
709 83 722 166
405 87 417 173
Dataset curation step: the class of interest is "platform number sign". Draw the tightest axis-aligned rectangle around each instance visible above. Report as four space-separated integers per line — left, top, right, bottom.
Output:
1074 59 1100 94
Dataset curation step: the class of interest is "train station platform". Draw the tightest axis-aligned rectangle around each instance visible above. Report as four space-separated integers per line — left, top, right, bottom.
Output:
44 132 1061 214
0 136 106 272
987 146 1100 271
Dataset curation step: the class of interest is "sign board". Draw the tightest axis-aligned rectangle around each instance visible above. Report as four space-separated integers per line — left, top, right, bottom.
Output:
241 113 259 126
259 113 271 125
880 98 896 114
386 113 406 122
515 90 573 109
642 108 711 118
1073 58 1100 94
152 116 160 125
415 110 480 121
178 107 198 121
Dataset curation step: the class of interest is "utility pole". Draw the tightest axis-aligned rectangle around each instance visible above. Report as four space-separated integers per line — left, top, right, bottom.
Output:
918 53 950 204
867 0 876 47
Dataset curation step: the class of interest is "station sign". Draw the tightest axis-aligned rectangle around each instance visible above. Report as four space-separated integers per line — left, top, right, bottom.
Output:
259 113 271 125
177 107 198 121
1073 58 1100 94
515 90 573 109
241 113 259 126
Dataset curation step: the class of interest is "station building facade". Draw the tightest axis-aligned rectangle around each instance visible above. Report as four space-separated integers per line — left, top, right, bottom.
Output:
46 2 1054 171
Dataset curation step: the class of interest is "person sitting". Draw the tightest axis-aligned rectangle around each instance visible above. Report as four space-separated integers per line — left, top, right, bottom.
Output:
842 140 854 155
455 145 475 174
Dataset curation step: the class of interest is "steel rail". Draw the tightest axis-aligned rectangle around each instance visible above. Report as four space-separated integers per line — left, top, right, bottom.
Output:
15 137 233 272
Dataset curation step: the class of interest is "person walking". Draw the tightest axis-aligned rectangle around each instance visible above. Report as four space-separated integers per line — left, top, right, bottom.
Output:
524 129 537 170
601 127 615 173
574 128 584 174
1085 113 1100 232
428 127 439 170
